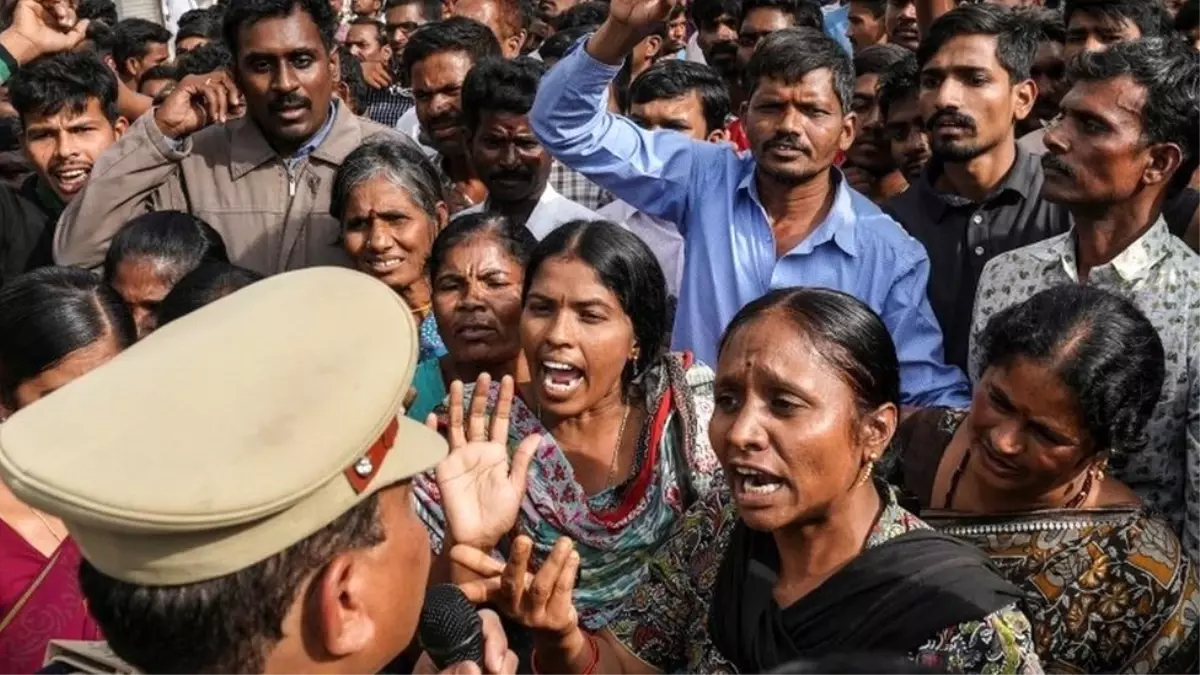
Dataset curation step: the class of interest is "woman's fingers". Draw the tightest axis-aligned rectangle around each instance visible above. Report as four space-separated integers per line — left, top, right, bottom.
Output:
555 547 581 600
508 433 540 493
500 536 533 613
450 544 505 577
457 576 502 604
488 375 514 442
425 412 439 432
528 538 574 608
447 379 466 448
466 372 492 442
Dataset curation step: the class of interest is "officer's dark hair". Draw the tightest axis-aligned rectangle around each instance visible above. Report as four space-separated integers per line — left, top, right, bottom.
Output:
1063 0 1169 40
177 8 224 46
223 0 339 58
461 56 545 133
741 0 823 31
175 42 234 76
9 51 120 125
554 0 608 30
112 18 172 77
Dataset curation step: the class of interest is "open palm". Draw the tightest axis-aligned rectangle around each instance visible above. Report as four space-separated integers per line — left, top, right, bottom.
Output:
431 374 540 552
607 0 678 29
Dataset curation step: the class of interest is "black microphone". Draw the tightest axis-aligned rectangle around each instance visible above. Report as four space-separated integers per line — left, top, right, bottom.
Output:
419 584 485 670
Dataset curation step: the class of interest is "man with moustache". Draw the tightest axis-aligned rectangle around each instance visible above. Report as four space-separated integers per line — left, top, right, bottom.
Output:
455 57 598 236
54 0 414 275
532 20 969 406
843 43 910 204
884 0 920 50
847 0 888 50
969 38 1200 560
883 4 1070 371
345 16 416 126
1015 11 1065 142
877 51 930 184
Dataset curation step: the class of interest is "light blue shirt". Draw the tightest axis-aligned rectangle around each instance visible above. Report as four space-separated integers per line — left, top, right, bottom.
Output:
531 44 969 407
823 2 853 55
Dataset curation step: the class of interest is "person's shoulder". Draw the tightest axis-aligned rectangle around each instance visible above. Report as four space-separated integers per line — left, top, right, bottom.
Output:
596 198 636 221
847 193 929 267
356 116 415 146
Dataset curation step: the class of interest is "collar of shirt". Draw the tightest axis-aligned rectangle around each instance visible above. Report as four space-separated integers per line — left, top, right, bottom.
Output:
1031 217 1175 284
284 101 340 171
737 167 859 258
914 144 1038 222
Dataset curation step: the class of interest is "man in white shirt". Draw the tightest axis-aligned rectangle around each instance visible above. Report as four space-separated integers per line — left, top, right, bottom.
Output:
597 59 729 299
454 57 598 238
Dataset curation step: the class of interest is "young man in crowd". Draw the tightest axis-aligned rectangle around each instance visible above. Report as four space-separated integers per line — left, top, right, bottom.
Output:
457 57 598 236
111 17 171 89
662 4 689 57
0 268 518 674
970 38 1200 560
8 50 125 269
399 17 500 211
883 4 1069 372
383 0 439 60
175 7 222 54
736 0 823 72
451 0 527 58
598 59 731 302
532 18 969 406
137 63 178 101
1015 10 1065 141
55 0 415 274
686 0 741 97
345 16 393 63
352 0 385 16
336 48 370 113
884 0 919 50
843 43 910 204
847 0 888 50
876 50 929 184
1064 0 1168 60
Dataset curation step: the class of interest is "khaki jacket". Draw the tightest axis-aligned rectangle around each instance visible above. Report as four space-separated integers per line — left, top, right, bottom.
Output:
54 105 413 274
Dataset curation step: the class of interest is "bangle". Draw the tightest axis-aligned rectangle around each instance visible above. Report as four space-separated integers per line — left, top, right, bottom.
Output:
532 634 598 675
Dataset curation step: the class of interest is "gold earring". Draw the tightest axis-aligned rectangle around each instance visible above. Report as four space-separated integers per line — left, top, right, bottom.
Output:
855 456 877 488
1090 458 1108 482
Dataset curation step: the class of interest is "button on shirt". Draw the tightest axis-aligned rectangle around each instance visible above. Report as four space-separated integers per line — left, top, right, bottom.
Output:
531 43 969 407
969 219 1200 559
454 182 601 240
883 147 1071 371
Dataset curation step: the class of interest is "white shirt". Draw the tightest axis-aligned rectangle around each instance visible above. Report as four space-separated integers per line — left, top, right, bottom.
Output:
455 182 600 240
597 199 685 298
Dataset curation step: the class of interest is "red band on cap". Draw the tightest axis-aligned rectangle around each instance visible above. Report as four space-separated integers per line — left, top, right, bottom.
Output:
345 417 400 494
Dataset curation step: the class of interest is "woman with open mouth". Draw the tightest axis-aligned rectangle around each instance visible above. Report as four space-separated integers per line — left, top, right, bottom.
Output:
888 285 1199 673
405 212 537 422
414 219 722 633
334 139 448 362
449 287 1041 674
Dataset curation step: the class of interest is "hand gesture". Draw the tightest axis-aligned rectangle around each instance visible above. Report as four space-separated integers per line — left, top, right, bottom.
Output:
0 0 89 65
154 71 244 140
359 60 392 89
454 535 581 640
607 0 679 30
413 609 518 675
431 373 540 551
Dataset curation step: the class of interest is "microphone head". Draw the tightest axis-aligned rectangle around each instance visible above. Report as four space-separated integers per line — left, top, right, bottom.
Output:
419 584 485 670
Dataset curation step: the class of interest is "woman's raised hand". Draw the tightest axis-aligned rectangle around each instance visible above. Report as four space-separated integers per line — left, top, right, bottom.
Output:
429 373 541 551
453 535 582 639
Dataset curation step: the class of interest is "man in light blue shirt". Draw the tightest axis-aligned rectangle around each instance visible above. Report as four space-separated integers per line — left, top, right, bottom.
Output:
531 12 969 406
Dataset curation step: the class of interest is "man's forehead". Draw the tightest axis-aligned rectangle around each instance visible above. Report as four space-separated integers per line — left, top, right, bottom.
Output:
1065 75 1146 121
1069 11 1141 34
237 10 329 53
923 34 1003 70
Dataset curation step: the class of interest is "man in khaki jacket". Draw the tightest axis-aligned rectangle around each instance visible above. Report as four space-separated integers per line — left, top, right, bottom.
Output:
54 0 417 275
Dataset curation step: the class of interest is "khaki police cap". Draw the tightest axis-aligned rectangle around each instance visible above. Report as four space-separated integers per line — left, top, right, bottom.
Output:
0 267 447 586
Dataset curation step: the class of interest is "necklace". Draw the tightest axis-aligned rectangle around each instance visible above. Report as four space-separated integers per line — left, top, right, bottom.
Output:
410 302 432 320
946 453 1095 510
538 403 632 491
30 506 63 545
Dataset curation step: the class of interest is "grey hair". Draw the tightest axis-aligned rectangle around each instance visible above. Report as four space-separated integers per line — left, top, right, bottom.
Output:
331 137 446 222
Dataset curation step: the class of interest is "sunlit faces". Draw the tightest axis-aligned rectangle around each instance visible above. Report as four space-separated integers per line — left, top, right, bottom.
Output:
12 335 123 409
967 357 1094 498
432 233 525 368
710 313 883 532
469 111 552 204
737 8 795 70
846 72 892 173
1064 12 1142 60
520 256 636 418
883 93 930 182
884 0 919 51
918 34 1034 163
22 98 125 201
452 0 524 58
109 257 173 338
1041 76 1177 207
340 175 442 291
233 7 338 152
411 51 474 158
848 0 887 49
629 91 717 141
664 12 689 53
745 70 856 185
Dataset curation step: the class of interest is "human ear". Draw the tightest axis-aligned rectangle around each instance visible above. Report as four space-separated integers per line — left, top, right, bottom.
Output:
313 552 376 658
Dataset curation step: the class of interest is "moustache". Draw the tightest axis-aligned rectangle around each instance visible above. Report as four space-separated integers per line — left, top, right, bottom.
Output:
427 112 461 130
928 110 977 132
491 168 534 183
1041 154 1075 178
269 93 311 113
765 135 811 154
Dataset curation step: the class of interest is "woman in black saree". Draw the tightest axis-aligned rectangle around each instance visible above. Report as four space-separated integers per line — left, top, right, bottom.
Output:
449 288 1043 674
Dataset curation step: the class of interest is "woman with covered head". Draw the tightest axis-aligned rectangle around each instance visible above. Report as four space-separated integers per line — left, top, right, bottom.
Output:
415 219 720 631
447 286 1041 673
889 284 1199 673
333 139 448 362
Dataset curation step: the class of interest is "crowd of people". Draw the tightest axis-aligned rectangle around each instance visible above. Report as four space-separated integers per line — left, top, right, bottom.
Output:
0 0 1196 671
